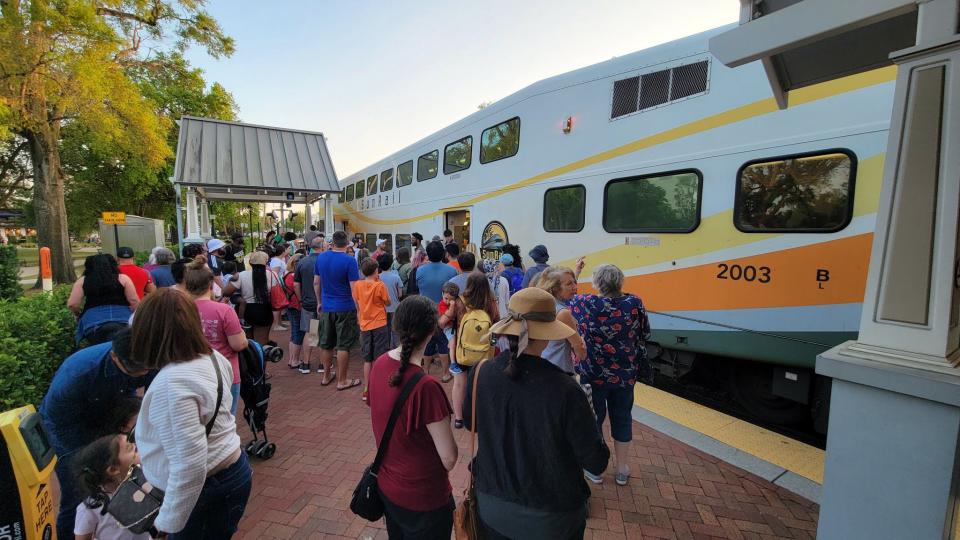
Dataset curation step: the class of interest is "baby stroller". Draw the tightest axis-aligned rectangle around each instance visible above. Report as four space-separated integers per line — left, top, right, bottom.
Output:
238 339 282 459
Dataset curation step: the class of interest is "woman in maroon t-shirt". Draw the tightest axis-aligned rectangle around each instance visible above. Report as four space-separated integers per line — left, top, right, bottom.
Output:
367 296 458 538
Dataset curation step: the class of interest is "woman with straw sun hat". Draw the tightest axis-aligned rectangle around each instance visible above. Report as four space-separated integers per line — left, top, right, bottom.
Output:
463 287 609 540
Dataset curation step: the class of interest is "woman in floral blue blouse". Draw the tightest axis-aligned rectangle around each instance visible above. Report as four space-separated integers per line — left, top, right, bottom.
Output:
569 263 650 487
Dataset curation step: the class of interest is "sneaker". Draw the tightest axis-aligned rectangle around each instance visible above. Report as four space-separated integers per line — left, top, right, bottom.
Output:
454 419 464 429
583 470 603 484
317 365 325 374
298 363 311 374
615 472 630 486
362 388 368 402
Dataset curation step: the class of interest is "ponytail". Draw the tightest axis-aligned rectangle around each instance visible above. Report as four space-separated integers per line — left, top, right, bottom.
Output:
502 335 521 380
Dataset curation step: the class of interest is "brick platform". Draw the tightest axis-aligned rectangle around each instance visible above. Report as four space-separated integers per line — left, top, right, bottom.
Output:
235 331 819 539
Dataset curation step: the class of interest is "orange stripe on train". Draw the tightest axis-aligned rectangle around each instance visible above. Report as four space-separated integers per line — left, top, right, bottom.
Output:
619 233 873 312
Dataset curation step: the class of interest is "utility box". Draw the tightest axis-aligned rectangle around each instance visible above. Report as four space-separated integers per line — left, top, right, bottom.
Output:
98 215 164 256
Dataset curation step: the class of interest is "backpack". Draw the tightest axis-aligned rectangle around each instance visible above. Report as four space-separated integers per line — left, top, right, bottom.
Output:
503 267 523 296
456 302 493 366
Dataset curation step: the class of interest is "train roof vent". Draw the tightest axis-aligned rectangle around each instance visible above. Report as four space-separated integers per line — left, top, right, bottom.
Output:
611 76 640 119
670 60 709 100
610 59 710 120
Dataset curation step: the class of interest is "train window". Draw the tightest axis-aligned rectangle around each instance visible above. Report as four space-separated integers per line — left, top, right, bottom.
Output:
397 160 414 187
480 117 520 164
603 169 702 232
735 150 855 232
417 150 438 181
366 174 378 196
354 181 364 199
380 168 394 192
365 234 377 250
444 136 472 175
543 185 586 233
395 234 412 254
345 184 354 202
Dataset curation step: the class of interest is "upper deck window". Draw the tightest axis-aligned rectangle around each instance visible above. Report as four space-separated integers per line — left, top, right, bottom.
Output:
345 183 354 202
444 136 472 175
417 150 438 181
397 160 414 187
354 181 364 199
366 174 378 196
338 189 345 203
735 150 855 233
480 117 520 164
380 168 394 191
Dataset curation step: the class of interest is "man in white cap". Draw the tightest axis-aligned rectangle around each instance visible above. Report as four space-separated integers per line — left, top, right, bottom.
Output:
372 238 387 260
206 238 226 276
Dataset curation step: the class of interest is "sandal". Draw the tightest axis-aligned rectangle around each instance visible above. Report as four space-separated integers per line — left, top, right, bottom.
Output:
440 374 453 383
454 419 464 429
336 378 362 391
320 375 335 386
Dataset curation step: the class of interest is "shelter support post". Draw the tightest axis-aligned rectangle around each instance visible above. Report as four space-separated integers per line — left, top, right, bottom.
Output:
200 199 212 239
305 202 313 234
174 183 185 257
815 2 960 538
184 188 203 244
324 196 334 236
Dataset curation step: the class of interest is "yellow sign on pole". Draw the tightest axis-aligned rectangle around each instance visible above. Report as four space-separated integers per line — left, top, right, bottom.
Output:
102 211 126 225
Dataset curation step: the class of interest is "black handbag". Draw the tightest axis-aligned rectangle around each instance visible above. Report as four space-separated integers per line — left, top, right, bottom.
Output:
350 371 425 521
106 353 225 535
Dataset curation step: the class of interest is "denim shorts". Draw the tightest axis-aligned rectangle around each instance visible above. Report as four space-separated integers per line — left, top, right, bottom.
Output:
288 307 305 345
424 331 449 357
587 382 635 443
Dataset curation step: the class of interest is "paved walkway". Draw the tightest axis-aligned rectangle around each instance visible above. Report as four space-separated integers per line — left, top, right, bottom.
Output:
235 330 819 539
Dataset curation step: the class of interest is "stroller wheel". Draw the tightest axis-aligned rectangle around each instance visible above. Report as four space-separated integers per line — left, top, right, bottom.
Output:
248 440 267 456
244 441 257 454
258 442 277 459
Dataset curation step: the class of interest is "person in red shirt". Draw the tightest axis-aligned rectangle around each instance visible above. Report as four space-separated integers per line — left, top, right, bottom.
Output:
116 246 155 300
367 295 457 538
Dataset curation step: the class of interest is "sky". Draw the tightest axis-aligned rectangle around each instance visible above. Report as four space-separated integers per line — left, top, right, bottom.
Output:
185 0 739 177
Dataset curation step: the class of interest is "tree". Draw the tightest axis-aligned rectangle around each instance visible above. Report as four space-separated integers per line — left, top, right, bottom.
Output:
0 1 233 282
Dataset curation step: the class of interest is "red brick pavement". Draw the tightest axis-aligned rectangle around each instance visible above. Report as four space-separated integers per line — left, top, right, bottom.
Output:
235 330 819 539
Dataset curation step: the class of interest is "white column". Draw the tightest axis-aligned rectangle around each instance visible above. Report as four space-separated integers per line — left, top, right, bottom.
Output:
305 201 314 234
184 188 203 244
324 195 334 236
817 2 960 538
200 200 212 239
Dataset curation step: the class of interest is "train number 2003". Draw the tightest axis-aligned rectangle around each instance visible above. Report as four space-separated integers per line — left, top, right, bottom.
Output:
716 263 771 283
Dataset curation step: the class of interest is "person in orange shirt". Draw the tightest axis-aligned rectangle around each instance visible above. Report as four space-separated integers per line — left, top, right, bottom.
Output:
445 243 461 273
352 257 392 401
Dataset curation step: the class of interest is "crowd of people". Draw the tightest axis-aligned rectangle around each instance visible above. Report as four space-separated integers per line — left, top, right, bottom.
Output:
39 224 652 540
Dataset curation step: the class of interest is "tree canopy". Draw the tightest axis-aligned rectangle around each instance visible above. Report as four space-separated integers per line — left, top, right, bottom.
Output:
0 0 235 282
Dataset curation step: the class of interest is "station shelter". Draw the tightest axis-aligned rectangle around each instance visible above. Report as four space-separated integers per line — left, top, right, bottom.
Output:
172 116 341 252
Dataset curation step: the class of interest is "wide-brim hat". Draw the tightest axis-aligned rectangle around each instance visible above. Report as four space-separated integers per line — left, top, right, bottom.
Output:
249 251 269 265
489 287 575 344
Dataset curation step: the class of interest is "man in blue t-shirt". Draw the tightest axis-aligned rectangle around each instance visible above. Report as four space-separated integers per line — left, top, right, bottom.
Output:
313 230 362 390
39 328 153 540
417 240 458 381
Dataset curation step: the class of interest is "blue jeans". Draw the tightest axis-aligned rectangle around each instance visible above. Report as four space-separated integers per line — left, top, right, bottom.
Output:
288 307 305 345
55 452 80 540
588 383 635 443
168 452 253 539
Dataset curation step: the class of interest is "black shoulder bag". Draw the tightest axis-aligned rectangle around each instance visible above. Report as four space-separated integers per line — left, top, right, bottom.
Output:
351 371 425 521
107 354 224 535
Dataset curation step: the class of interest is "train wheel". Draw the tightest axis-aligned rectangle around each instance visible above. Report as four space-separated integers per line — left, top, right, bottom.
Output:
730 362 808 425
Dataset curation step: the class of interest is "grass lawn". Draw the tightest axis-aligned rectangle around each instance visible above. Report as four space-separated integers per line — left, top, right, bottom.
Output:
16 246 91 267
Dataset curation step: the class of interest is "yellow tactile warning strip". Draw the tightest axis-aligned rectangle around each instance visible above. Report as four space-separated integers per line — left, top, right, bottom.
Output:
634 384 825 483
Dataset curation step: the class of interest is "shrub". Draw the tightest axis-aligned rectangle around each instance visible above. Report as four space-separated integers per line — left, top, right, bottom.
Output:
0 285 76 409
0 245 21 301
134 250 150 266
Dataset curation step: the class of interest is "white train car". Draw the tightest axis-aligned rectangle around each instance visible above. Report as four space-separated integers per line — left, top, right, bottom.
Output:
333 25 895 425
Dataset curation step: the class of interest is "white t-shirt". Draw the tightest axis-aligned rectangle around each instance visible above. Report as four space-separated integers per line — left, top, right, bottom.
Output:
236 269 279 304
75 499 151 540
269 257 286 277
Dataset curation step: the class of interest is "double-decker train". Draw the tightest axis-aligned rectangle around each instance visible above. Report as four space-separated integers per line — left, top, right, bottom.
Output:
332 25 895 428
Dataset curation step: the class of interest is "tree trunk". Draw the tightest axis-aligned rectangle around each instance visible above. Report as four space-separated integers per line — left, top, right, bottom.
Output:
25 126 76 283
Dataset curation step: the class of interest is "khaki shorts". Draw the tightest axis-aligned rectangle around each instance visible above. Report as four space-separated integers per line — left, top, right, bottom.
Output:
319 310 360 351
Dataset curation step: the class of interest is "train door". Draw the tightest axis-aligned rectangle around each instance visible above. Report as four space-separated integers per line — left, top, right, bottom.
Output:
444 209 471 248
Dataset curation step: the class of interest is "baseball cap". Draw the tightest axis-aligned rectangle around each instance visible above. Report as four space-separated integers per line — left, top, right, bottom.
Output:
499 253 514 266
207 238 226 252
376 238 386 247
116 246 135 259
412 232 423 241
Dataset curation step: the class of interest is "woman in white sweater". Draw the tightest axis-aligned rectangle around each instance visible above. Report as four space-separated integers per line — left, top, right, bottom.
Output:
130 288 252 539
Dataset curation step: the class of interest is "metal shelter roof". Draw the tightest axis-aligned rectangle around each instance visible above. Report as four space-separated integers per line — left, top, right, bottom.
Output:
173 116 340 203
